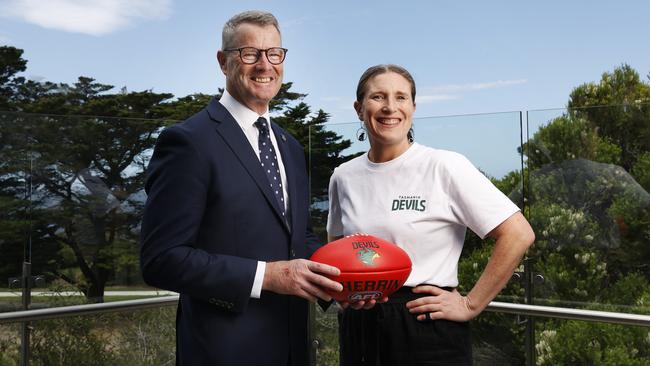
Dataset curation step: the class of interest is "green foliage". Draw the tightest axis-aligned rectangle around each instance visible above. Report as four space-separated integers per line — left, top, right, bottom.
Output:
313 306 340 366
1 113 163 301
0 195 29 276
472 312 526 365
0 306 176 366
273 102 352 202
0 323 20 366
458 242 494 294
632 151 650 192
607 195 650 276
539 249 608 303
536 321 650 365
528 202 600 253
526 159 648 253
0 46 27 110
270 82 306 112
517 64 650 364
604 272 650 308
568 64 650 171
31 317 116 366
473 64 650 364
0 46 26 84
523 115 621 170
152 93 214 120
491 169 522 199
569 64 650 111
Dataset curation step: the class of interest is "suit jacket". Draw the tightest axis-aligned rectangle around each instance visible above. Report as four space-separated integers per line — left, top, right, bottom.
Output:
140 98 321 366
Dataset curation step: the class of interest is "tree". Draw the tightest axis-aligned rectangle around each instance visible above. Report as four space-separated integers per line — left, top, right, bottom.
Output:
1 104 166 301
568 64 650 172
0 46 356 301
460 65 650 363
522 115 621 170
518 66 650 364
632 152 650 192
152 93 214 120
0 58 178 300
0 46 27 111
273 102 352 201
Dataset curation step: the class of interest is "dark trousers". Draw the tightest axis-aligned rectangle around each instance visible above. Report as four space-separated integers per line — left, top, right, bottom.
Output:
338 286 472 366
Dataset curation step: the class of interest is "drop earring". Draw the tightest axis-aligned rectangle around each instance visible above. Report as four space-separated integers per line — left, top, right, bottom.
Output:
407 127 414 143
356 127 366 141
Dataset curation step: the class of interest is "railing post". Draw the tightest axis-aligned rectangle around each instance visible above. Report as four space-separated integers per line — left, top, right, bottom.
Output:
520 110 535 366
524 258 535 366
308 302 316 366
20 261 32 366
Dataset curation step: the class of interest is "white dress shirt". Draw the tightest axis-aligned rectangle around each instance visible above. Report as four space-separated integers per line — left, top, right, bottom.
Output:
219 90 290 298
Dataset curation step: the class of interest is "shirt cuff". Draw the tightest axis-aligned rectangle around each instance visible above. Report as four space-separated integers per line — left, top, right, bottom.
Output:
250 261 266 298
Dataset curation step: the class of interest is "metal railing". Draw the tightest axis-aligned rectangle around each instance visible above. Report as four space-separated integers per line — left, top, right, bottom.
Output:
486 301 650 327
2 296 649 326
1 294 650 366
0 295 179 324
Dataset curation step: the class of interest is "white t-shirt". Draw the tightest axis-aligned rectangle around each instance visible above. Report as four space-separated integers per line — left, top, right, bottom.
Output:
327 143 519 287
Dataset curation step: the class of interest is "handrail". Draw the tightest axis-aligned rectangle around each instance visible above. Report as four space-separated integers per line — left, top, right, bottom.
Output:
1 297 649 327
0 295 179 324
486 301 650 327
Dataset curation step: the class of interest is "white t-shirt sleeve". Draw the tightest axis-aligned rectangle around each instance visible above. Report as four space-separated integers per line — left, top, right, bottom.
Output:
445 153 519 239
326 171 343 237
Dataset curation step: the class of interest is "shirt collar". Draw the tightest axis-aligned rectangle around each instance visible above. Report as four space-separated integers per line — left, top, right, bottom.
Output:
219 90 271 130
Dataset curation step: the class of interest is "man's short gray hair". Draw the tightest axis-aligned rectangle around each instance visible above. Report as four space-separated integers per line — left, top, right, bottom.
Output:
222 10 281 50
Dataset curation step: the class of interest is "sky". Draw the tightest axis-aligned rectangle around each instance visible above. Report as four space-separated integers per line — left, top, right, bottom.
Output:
1 0 649 177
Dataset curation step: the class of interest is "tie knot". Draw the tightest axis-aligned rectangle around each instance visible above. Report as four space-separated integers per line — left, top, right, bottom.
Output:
255 117 269 134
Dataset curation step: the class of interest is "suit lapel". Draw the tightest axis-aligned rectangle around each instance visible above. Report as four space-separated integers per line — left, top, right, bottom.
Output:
206 99 289 230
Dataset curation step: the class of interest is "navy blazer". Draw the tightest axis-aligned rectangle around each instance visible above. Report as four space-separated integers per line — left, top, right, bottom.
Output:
140 98 321 366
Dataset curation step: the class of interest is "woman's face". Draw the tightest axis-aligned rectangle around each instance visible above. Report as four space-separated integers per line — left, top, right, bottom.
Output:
355 72 415 150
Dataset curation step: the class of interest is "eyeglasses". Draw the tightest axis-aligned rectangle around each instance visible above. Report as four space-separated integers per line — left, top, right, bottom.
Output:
223 47 288 65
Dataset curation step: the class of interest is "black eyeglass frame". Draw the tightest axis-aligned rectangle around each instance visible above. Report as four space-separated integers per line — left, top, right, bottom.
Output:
223 47 288 65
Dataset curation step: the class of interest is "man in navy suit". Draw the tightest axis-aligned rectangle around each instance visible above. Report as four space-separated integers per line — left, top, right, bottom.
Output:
140 10 342 366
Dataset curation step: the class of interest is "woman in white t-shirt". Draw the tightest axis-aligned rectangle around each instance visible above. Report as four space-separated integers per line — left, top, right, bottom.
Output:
327 64 535 365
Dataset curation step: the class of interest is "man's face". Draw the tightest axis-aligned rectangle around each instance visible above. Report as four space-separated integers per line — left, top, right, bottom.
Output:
218 23 283 114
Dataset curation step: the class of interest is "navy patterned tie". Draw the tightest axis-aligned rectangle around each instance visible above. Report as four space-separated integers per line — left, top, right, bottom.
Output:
254 117 286 217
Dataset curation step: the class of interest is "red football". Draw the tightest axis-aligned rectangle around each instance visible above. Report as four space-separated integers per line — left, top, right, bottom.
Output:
310 234 412 302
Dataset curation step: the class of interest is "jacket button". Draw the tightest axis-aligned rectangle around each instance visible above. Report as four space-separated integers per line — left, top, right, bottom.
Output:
290 249 296 258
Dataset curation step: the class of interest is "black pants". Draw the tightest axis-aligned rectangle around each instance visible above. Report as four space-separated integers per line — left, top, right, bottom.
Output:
338 286 472 366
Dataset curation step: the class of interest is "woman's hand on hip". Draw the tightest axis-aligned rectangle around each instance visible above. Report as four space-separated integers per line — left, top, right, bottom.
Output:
405 285 477 322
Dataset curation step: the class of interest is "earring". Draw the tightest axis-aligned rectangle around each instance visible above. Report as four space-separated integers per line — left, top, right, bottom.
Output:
407 127 414 143
356 127 366 141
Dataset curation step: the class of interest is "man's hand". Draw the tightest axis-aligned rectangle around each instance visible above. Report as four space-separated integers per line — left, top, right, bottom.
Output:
405 285 477 322
336 296 389 311
263 259 343 302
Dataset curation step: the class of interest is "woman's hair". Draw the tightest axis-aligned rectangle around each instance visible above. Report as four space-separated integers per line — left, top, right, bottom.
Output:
222 10 280 50
355 64 416 102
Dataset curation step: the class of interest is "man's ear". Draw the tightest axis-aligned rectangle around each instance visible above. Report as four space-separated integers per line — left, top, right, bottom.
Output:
217 51 227 75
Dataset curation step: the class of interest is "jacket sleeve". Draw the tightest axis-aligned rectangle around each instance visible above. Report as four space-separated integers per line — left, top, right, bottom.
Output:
139 125 257 313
